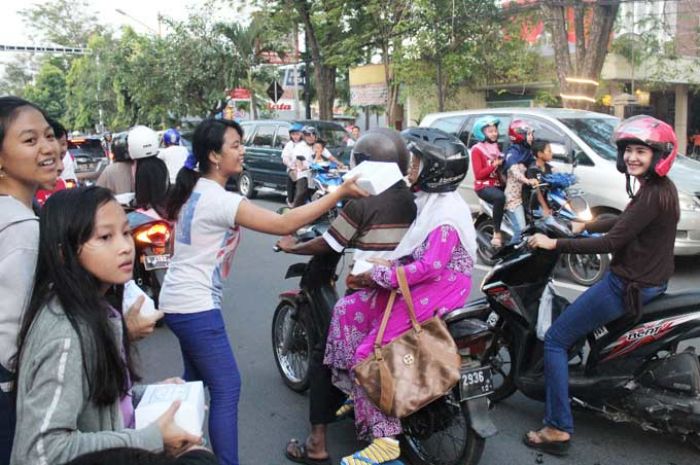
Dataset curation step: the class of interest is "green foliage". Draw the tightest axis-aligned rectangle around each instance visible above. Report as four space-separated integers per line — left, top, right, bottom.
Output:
23 62 67 120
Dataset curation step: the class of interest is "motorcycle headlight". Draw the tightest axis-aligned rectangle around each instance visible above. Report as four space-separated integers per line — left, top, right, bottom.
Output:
679 191 700 212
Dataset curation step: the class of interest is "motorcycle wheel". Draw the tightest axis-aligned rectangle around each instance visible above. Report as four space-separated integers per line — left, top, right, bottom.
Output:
564 252 609 287
481 331 516 403
271 299 313 393
401 388 485 465
475 220 498 267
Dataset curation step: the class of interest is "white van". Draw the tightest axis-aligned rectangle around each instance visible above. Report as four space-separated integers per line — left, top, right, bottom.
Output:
420 108 700 256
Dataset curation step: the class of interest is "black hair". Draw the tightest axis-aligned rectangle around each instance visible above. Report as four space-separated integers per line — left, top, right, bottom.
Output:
15 186 139 406
634 175 680 224
0 96 49 150
314 138 327 148
166 118 243 220
531 139 551 158
47 117 67 140
135 157 170 215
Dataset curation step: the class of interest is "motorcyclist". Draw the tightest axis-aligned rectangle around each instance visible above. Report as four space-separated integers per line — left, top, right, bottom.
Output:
471 116 506 247
282 123 310 207
524 115 680 456
503 119 538 245
278 128 417 465
158 128 189 184
302 126 345 167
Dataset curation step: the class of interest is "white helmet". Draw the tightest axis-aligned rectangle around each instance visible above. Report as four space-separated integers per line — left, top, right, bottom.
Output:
128 125 160 160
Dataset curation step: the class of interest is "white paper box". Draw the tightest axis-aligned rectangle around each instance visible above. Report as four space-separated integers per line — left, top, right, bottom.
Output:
135 381 205 436
342 161 404 196
123 280 157 317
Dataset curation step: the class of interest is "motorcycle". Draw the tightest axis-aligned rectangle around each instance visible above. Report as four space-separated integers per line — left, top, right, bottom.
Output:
307 162 347 221
480 214 700 447
272 223 497 465
474 172 610 286
118 194 173 308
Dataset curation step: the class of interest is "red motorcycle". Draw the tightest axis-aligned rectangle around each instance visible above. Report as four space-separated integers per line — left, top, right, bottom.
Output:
127 209 172 307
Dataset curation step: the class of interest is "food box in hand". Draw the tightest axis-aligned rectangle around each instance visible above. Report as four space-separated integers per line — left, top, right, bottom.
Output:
123 280 157 317
135 381 206 436
342 161 404 196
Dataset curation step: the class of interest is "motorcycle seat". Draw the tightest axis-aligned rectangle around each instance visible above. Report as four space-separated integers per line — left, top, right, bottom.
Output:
641 290 700 319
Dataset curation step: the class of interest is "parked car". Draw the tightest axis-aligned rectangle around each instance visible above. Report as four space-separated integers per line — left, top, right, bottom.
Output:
69 136 109 185
420 108 700 256
233 119 352 198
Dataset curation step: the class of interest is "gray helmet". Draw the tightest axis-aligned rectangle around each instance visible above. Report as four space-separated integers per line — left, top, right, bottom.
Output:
350 128 410 175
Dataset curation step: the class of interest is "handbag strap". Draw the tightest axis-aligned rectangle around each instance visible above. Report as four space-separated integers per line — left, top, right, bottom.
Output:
372 267 422 359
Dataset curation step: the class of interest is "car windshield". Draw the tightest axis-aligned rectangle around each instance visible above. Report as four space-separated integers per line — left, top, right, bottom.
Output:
558 117 619 161
316 126 349 148
68 139 105 159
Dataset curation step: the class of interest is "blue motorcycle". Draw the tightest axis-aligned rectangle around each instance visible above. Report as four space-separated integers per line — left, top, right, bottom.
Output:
307 162 346 221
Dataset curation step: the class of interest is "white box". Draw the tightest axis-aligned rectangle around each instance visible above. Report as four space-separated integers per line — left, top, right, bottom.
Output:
342 161 404 196
123 280 157 317
135 381 205 436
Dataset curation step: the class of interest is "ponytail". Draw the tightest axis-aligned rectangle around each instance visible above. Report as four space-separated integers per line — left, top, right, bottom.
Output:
166 166 200 220
165 118 244 221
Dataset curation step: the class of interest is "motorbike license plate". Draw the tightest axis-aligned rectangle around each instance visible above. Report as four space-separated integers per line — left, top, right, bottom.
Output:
143 254 170 270
459 366 493 401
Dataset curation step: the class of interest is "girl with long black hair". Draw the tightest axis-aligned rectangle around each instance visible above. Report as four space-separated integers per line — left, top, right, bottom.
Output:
0 96 59 462
11 187 202 465
160 118 366 465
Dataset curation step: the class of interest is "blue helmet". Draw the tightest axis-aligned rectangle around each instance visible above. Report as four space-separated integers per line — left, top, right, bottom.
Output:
163 128 181 146
472 116 500 142
289 123 304 133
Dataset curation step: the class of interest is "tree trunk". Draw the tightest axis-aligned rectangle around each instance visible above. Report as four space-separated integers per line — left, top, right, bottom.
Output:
248 69 258 120
541 0 621 109
294 0 336 120
436 55 445 112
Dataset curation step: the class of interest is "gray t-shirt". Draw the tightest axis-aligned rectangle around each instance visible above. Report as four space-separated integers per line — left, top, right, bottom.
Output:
96 162 135 195
0 196 38 380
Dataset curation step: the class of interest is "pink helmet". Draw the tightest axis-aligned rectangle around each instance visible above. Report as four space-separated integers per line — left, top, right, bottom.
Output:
613 115 677 177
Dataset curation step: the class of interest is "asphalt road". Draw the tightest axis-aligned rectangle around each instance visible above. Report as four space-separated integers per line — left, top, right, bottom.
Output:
136 192 700 465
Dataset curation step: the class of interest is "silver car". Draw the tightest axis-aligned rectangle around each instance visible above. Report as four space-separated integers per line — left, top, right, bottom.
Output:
420 108 700 256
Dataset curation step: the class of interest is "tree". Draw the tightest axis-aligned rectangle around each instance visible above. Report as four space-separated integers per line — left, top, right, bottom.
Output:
539 0 621 109
0 59 35 97
18 0 103 47
23 62 67 120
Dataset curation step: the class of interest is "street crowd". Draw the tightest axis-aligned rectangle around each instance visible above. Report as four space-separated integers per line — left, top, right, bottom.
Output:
0 94 681 465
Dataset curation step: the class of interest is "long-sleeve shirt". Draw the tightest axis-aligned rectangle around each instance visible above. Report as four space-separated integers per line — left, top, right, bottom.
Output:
471 142 503 190
11 298 163 465
556 179 678 286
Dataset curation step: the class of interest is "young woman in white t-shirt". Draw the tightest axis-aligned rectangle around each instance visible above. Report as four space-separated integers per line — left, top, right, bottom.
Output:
161 118 366 465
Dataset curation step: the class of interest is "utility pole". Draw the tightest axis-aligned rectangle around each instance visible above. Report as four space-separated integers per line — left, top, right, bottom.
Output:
303 32 312 119
292 27 301 119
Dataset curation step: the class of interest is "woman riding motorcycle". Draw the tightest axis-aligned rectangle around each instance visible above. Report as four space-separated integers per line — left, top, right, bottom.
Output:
323 128 477 465
471 116 506 247
524 115 680 456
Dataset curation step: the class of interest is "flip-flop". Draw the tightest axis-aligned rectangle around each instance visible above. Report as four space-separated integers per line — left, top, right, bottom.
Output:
285 439 332 465
522 432 570 457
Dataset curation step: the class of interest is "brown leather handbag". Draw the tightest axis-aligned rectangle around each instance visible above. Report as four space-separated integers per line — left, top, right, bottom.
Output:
353 266 461 418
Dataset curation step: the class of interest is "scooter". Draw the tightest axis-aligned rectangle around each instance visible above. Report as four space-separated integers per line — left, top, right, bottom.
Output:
480 214 700 447
474 173 609 286
271 223 497 465
307 162 347 221
117 194 173 308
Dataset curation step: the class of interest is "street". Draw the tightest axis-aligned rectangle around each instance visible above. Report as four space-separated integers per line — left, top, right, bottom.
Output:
136 192 700 465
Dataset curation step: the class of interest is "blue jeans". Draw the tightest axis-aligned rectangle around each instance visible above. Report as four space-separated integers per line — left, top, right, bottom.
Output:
506 206 526 245
165 310 241 465
543 272 666 434
0 363 15 465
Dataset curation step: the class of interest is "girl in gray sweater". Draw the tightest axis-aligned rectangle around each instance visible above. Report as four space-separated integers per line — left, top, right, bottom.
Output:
11 187 202 465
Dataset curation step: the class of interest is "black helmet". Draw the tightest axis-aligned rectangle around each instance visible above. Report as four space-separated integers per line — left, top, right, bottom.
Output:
111 132 130 162
401 127 469 193
351 128 410 175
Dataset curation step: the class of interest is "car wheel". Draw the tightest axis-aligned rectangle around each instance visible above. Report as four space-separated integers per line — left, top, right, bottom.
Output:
238 171 257 199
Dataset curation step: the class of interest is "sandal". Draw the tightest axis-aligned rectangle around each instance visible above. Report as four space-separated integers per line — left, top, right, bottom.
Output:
523 430 570 457
341 438 401 465
285 439 332 465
